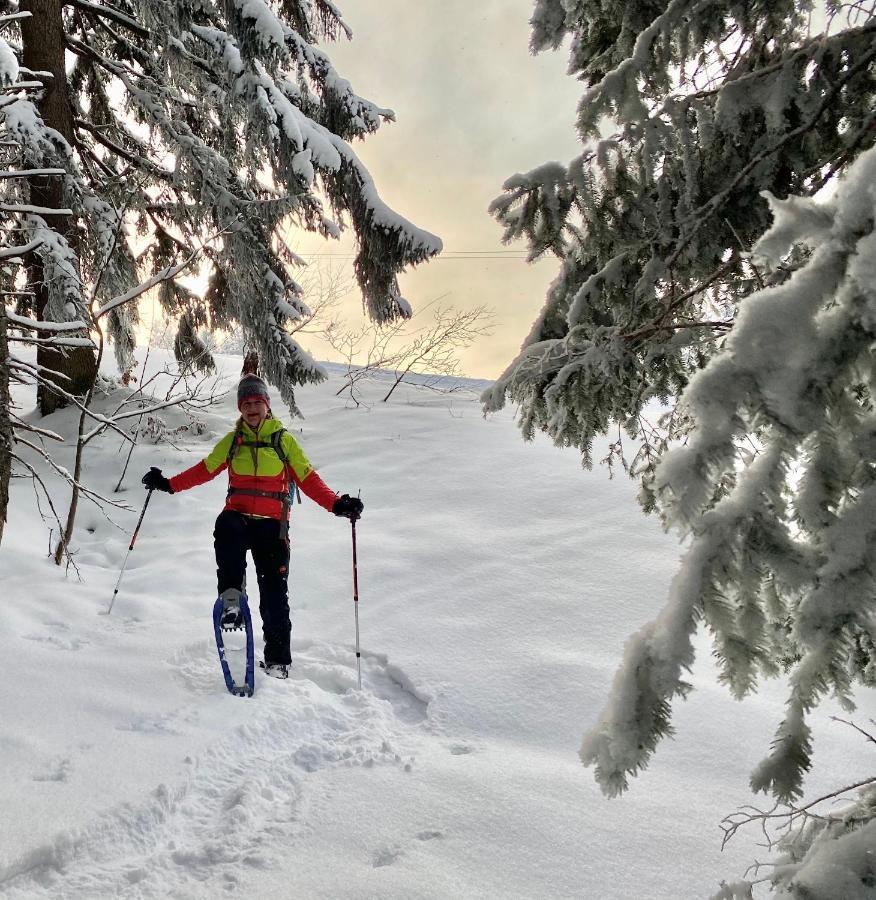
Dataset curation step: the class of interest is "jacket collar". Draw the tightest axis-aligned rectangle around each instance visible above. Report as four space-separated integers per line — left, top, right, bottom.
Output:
238 414 281 440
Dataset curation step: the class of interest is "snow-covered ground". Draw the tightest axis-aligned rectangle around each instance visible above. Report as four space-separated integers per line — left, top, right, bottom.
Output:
2 351 874 899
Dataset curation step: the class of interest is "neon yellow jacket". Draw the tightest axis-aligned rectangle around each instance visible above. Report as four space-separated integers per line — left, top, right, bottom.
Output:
168 416 337 519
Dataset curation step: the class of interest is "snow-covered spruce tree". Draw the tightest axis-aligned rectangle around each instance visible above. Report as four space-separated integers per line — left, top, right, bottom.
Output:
586 145 876 900
1 1 99 415
486 3 876 894
1 0 440 416
485 1 876 504
0 19 83 543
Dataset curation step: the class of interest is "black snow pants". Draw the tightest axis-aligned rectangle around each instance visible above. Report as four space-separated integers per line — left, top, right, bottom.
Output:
214 509 292 666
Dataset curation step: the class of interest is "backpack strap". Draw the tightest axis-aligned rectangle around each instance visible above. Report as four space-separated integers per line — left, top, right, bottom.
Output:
277 430 302 505
269 428 286 464
269 428 302 543
225 422 245 468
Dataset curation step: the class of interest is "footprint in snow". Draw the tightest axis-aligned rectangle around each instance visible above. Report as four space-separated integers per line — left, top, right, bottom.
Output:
21 633 88 652
289 639 430 724
32 755 72 783
0 664 420 900
115 712 183 735
73 533 118 567
372 846 404 868
170 636 431 726
416 830 444 841
169 639 222 695
448 743 475 756
371 832 443 870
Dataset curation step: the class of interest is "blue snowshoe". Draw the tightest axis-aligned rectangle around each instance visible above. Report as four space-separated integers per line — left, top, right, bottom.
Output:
213 588 255 697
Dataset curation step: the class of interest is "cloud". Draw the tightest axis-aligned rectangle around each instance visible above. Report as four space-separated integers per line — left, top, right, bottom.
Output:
297 1 582 378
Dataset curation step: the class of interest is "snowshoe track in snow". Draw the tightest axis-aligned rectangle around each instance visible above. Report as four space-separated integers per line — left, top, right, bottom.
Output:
0 643 430 899
171 637 430 724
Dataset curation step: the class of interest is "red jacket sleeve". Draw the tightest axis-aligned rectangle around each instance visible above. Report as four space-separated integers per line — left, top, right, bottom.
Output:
296 469 338 513
169 460 227 494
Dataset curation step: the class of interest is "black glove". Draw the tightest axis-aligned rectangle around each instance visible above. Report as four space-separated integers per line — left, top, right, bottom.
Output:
332 493 363 520
141 467 173 493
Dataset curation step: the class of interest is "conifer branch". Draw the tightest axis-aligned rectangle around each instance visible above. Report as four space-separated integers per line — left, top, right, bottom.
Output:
73 118 174 181
621 254 740 344
666 40 876 270
66 0 149 37
720 775 876 850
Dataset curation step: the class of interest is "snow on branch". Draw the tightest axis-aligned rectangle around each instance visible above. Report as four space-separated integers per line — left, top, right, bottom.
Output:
0 238 43 259
488 0 876 499
68 0 149 37
231 0 289 55
583 142 876 802
8 358 132 443
4 310 88 332
667 31 876 270
574 0 693 137
1 0 441 422
80 392 196 444
7 335 96 348
0 33 19 86
94 258 199 319
0 168 66 178
0 202 73 215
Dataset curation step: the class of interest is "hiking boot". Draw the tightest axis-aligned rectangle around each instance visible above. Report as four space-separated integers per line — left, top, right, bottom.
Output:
259 661 289 680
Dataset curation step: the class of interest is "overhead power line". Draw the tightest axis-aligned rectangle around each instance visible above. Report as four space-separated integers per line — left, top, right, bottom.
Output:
295 250 534 260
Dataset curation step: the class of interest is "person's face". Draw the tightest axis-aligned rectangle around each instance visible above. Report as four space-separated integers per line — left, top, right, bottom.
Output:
241 398 268 430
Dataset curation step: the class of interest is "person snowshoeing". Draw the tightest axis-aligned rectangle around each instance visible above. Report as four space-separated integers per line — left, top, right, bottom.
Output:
142 374 363 679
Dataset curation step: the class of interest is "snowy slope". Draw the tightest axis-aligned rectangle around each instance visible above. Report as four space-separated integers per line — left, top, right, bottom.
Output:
1 352 874 900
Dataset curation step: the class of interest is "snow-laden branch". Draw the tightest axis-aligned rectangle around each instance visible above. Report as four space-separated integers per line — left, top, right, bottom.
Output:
5 309 87 331
94 258 197 319
0 12 32 25
80 392 195 444
666 35 876 269
73 117 175 181
0 82 49 97
7 335 96 350
7 335 96 347
0 202 73 215
8 358 73 383
583 142 876 805
15 437 132 511
8 358 132 443
0 168 66 178
574 0 697 136
9 413 64 442
0 238 43 259
67 0 149 37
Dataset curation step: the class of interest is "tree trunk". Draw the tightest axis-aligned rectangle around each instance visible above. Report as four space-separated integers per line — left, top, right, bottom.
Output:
0 307 12 547
21 0 97 416
241 350 260 376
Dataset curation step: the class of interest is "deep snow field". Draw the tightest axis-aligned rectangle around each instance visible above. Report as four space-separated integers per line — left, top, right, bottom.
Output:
1 350 874 899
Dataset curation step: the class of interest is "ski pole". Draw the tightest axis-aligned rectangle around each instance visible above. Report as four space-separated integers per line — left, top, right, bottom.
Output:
351 513 362 690
104 487 154 615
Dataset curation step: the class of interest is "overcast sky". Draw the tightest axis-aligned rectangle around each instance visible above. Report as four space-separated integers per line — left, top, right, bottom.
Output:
297 1 584 380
